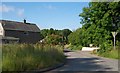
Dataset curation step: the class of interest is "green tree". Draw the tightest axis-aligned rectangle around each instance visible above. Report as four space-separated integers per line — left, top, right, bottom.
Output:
61 29 72 44
80 2 120 46
40 29 49 38
68 2 120 51
45 34 62 45
41 28 72 44
49 28 55 35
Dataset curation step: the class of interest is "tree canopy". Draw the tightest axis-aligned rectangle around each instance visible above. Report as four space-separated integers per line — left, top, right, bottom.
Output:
68 2 120 51
40 28 72 45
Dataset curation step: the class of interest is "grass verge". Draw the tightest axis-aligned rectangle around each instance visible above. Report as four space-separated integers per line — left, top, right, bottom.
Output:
94 49 119 59
2 44 66 71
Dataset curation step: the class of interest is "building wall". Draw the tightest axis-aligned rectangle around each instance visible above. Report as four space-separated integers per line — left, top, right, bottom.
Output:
0 23 4 36
5 30 42 43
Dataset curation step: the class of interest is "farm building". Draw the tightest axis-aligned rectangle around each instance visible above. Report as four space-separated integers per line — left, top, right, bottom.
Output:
0 19 42 44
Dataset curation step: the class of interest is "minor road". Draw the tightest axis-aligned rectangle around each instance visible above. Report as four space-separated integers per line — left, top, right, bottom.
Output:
52 50 118 71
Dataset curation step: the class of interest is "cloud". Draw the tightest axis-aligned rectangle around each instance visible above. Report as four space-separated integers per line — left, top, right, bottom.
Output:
17 9 24 17
0 4 15 12
44 5 56 10
0 4 25 18
48 5 55 9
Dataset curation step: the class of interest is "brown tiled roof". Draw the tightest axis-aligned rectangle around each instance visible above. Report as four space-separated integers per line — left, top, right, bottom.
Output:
0 20 40 32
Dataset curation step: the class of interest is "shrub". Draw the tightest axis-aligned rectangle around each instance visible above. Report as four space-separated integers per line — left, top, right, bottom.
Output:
69 45 82 50
45 34 62 45
98 41 112 54
96 41 119 59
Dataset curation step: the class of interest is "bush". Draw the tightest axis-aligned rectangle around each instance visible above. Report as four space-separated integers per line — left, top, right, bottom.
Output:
98 42 112 54
45 34 62 45
2 44 66 71
69 45 82 50
96 41 119 59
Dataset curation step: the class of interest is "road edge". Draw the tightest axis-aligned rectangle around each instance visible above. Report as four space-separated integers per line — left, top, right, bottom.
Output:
24 59 67 73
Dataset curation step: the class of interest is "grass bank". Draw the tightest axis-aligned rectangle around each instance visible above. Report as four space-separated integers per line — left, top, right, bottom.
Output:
2 44 66 71
94 49 119 59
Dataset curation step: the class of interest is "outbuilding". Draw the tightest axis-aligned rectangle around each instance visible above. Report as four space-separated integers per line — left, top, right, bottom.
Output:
0 20 42 44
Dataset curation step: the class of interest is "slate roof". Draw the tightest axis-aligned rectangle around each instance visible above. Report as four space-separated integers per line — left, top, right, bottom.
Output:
0 20 40 32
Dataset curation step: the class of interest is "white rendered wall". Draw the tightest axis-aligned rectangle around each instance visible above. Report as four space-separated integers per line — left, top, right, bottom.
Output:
82 47 100 51
0 23 4 36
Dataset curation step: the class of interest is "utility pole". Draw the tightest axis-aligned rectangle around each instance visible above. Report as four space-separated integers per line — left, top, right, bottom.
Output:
112 32 118 50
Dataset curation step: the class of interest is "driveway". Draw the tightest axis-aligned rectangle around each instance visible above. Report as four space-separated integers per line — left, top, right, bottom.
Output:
52 50 118 71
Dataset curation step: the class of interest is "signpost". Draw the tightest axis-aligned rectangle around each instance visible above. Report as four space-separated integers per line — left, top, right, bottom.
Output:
111 32 118 50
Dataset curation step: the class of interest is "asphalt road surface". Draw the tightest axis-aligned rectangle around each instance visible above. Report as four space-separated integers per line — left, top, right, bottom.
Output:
52 50 118 71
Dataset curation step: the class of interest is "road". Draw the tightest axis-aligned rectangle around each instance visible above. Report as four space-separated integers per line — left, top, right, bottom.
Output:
51 50 118 71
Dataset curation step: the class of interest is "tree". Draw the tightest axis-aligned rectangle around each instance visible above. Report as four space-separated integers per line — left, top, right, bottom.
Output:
61 29 72 44
45 34 62 45
68 2 120 51
40 29 49 38
41 28 72 44
80 2 120 45
49 28 55 35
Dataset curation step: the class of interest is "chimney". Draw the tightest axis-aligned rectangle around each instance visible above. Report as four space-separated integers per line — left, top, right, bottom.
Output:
24 19 26 23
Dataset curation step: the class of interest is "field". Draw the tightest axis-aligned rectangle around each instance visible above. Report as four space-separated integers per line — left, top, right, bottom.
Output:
2 44 65 71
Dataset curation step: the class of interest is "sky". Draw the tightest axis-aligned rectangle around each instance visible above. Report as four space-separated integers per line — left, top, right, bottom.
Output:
0 2 89 31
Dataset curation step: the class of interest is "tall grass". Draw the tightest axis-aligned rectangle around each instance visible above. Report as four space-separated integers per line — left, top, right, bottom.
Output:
2 44 65 71
97 49 119 59
0 46 2 72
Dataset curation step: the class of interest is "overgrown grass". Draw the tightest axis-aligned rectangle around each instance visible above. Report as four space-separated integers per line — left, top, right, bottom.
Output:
2 44 66 71
100 50 118 59
97 49 119 59
0 48 2 72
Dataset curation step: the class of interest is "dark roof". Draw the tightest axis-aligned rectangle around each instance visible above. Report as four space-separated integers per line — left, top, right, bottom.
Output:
0 20 40 32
